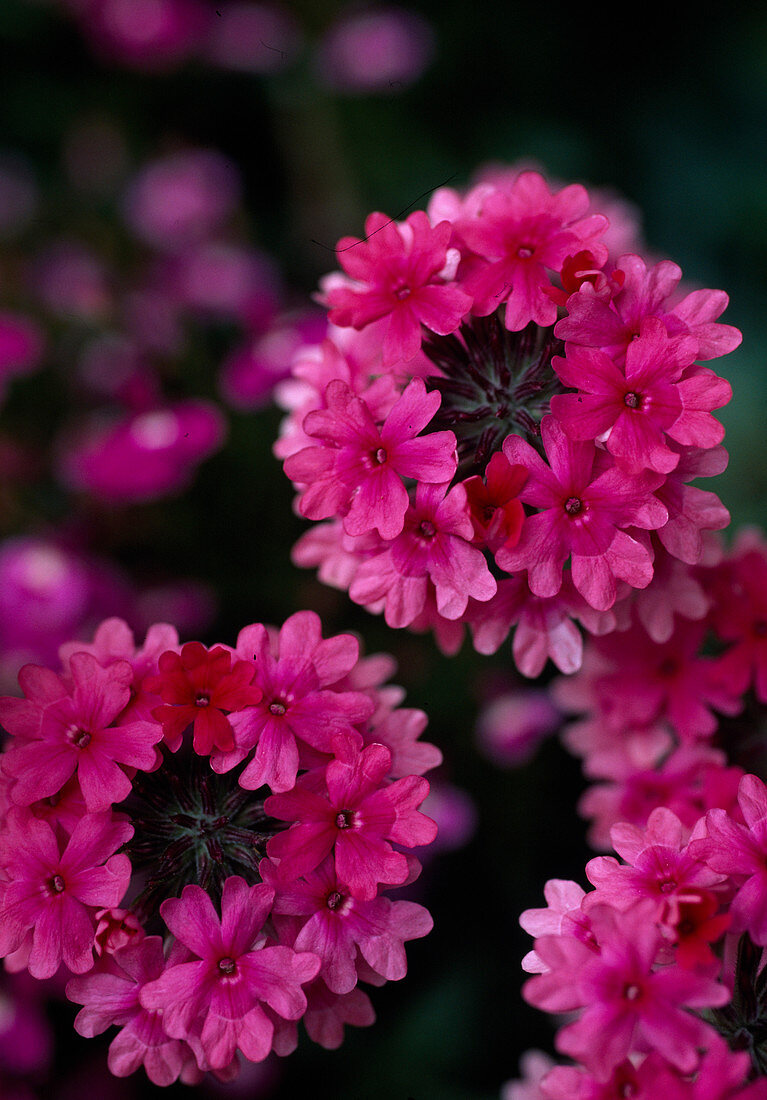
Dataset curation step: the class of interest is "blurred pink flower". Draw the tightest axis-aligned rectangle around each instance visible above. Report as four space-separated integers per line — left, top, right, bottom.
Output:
69 0 211 70
476 689 561 766
58 401 226 504
205 2 302 73
315 7 435 93
121 150 241 252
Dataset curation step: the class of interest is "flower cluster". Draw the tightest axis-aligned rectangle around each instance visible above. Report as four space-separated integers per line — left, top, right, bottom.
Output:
276 166 739 675
517 776 767 1090
0 612 438 1086
551 528 767 849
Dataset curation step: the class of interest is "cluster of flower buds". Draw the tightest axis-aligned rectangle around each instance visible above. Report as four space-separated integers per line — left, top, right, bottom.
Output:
0 611 438 1086
277 167 740 676
514 771 767 1092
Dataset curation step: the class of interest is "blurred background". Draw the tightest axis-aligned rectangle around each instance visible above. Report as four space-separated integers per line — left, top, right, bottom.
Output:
1 1 766 1096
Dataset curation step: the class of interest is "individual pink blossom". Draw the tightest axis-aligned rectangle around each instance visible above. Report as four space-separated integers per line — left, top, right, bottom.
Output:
709 539 767 702
633 546 711 643
300 979 376 1049
315 7 435 93
262 856 432 994
349 481 497 626
501 1049 556 1100
212 611 375 792
551 319 711 473
265 742 437 899
577 744 743 852
689 773 767 945
497 416 667 610
145 642 262 756
59 617 180 684
326 210 472 365
467 573 617 676
285 376 457 539
519 878 591 974
555 253 742 361
584 807 724 913
0 809 132 978
139 878 320 1070
456 170 608 330
58 401 226 504
523 900 728 1076
464 451 527 552
67 936 190 1086
121 149 240 251
219 309 326 410
476 688 561 766
1 654 162 811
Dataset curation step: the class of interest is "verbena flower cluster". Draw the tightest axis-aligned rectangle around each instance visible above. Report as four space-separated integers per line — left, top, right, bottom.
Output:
546 528 767 850
515 773 767 1090
0 612 438 1086
276 167 739 676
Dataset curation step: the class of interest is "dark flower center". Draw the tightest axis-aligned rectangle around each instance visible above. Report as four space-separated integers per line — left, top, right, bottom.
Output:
623 391 641 409
326 891 344 911
195 693 210 707
218 956 237 976
423 313 565 474
419 520 436 539
65 724 92 749
564 496 582 516
126 751 285 926
373 447 387 465
269 701 287 716
623 983 641 1002
335 809 355 830
49 874 66 894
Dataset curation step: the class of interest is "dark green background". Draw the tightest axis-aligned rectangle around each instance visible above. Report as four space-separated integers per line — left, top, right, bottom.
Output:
1 2 765 1096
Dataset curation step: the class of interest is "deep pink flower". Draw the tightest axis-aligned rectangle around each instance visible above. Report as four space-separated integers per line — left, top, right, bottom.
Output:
67 936 190 1086
139 878 320 1070
464 451 527 552
457 171 608 330
58 400 226 504
689 774 767 945
584 807 723 913
301 979 376 1050
349 480 497 626
285 377 457 539
265 742 437 899
211 611 375 792
709 539 767 702
556 253 742 361
0 312 44 403
523 900 728 1076
0 809 132 978
145 642 262 755
654 446 730 564
1 654 162 811
497 416 667 610
262 856 432 994
551 319 704 473
326 210 472 365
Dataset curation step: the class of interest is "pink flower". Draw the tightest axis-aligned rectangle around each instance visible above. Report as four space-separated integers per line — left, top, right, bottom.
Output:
263 856 432 994
497 416 667 610
212 611 375 792
464 451 527 552
265 742 437 900
326 210 472 365
1 654 162 811
556 253 742 361
139 878 320 1070
145 642 262 755
457 171 608 330
349 481 497 626
584 807 724 913
285 377 457 539
315 7 435 93
690 774 767 945
0 809 132 978
523 900 728 1076
121 149 240 251
551 319 705 473
67 936 190 1086
0 312 44 403
58 401 226 504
